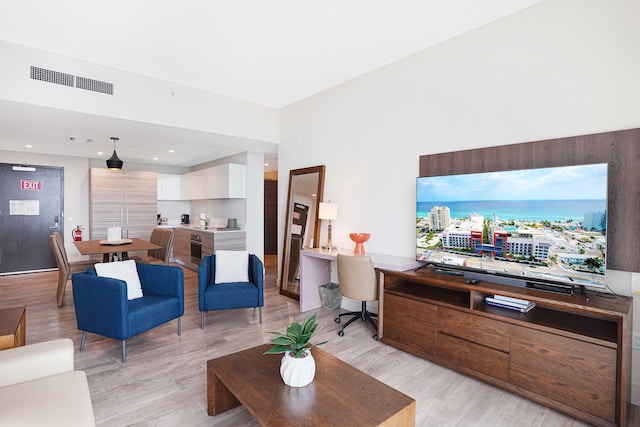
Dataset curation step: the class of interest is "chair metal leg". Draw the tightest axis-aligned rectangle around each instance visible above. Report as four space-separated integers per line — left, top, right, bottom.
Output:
80 331 87 351
201 312 205 329
122 341 126 363
259 307 263 324
178 317 182 336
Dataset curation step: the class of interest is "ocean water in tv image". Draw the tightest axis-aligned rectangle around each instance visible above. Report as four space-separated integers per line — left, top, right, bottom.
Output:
417 199 607 222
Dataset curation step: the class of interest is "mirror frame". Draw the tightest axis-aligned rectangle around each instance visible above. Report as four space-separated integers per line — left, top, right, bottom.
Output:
279 165 326 299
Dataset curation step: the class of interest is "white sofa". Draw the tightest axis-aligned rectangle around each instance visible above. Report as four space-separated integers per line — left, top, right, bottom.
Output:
0 338 95 426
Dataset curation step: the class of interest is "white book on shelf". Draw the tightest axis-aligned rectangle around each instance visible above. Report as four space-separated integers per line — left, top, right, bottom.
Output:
485 296 535 310
492 295 533 306
485 298 536 313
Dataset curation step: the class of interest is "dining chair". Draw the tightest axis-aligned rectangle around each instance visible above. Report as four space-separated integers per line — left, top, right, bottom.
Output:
131 228 174 264
49 232 97 307
335 254 379 340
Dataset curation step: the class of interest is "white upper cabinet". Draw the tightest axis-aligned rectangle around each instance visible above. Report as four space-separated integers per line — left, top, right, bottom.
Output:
181 164 246 200
157 174 182 200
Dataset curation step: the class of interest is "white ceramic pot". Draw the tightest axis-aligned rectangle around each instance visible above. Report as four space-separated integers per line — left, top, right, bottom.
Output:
280 349 316 387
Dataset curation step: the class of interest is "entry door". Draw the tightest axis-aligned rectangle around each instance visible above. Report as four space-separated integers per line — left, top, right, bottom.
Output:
0 164 64 273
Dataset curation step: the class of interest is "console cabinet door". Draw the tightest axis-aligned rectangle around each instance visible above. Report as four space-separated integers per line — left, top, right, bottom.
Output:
510 325 616 423
382 293 437 357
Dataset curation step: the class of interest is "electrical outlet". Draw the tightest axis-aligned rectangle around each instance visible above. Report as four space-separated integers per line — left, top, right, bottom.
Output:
633 332 640 350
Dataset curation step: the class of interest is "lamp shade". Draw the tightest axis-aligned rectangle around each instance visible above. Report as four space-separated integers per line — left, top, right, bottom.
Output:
318 202 338 220
106 137 123 170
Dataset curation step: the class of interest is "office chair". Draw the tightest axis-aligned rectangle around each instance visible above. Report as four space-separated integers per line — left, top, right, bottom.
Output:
335 254 378 340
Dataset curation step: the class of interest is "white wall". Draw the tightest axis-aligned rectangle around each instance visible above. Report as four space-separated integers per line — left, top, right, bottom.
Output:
0 41 279 143
278 0 640 404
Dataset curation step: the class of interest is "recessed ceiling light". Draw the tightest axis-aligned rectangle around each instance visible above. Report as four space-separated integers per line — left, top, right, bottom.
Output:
97 151 104 155
153 157 159 161
264 163 269 166
168 149 175 153
25 144 32 148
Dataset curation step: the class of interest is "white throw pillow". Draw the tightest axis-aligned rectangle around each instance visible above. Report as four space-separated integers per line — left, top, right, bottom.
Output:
94 260 143 300
215 250 249 284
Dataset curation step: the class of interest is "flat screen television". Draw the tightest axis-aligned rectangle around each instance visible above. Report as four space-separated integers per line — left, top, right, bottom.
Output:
416 163 608 292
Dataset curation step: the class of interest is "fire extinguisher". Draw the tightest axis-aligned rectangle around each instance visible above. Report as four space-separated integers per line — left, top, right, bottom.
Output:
73 225 83 241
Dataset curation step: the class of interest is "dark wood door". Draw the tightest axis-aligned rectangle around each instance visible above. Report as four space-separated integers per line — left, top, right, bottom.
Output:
0 163 64 273
264 179 277 255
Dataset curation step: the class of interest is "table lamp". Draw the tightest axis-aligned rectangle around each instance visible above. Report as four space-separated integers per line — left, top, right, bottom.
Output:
318 202 338 251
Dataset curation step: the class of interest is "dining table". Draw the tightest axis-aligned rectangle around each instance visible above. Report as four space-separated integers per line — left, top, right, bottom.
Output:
73 238 162 263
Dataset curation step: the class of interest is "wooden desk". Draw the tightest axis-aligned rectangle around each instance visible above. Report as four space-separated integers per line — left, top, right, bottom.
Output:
74 238 161 262
0 306 26 350
207 344 415 426
299 248 421 312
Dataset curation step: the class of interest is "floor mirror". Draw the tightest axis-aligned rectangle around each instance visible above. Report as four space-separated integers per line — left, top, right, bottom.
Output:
280 165 325 299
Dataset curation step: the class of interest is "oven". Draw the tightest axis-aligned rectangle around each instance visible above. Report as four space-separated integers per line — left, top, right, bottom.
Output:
190 234 202 264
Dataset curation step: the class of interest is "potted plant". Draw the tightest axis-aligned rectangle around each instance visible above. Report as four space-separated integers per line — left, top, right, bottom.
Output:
264 313 328 387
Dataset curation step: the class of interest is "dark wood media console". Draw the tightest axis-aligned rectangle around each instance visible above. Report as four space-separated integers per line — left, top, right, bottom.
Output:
378 268 631 427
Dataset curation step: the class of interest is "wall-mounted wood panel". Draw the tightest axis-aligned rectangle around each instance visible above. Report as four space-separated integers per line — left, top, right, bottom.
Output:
419 128 640 273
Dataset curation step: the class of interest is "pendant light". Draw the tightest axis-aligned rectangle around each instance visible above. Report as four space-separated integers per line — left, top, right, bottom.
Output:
106 137 124 170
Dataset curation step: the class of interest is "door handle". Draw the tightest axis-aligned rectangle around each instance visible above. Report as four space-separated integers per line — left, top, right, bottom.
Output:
49 223 59 230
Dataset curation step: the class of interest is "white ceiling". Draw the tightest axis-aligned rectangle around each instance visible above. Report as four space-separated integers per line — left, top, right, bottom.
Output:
0 0 541 167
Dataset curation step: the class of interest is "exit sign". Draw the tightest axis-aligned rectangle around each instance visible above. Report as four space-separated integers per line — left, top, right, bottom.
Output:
21 180 42 190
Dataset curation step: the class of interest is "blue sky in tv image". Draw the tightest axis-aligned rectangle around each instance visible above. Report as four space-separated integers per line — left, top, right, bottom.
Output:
415 163 608 289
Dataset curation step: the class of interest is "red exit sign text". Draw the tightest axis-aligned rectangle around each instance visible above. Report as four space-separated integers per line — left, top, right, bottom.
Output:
21 180 42 190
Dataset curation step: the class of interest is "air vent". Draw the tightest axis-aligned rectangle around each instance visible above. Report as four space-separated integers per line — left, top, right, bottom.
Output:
29 66 114 95
30 66 74 87
76 76 113 95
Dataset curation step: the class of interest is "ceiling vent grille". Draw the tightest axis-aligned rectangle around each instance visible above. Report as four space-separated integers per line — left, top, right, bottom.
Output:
30 66 74 87
76 76 114 95
29 66 114 95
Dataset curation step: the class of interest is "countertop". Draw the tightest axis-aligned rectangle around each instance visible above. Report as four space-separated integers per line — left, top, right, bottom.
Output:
158 224 244 234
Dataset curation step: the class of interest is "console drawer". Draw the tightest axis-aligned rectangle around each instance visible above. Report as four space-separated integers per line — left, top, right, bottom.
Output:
438 307 510 353
383 293 437 356
510 325 616 422
437 332 509 381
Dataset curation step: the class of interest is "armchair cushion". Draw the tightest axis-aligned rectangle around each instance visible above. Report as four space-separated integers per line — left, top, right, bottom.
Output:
94 259 143 300
214 250 249 284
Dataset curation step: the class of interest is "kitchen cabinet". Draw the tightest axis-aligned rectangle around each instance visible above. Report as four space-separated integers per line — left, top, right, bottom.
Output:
157 173 181 200
180 170 205 200
89 168 157 240
180 164 246 200
172 227 246 271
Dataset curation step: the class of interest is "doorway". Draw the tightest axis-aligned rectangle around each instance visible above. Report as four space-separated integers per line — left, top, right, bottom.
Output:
0 163 64 274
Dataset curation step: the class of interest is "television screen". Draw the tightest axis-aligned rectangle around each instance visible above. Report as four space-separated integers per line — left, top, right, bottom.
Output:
416 163 608 289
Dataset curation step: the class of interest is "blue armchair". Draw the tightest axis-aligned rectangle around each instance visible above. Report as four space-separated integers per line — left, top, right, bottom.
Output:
198 254 264 329
72 263 184 362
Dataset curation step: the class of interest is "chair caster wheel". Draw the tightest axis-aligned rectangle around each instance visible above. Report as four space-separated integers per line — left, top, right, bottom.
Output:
338 330 344 337
372 334 378 340
335 317 341 323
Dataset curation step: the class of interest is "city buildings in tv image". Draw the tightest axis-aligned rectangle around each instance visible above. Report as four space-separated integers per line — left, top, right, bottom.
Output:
416 164 608 288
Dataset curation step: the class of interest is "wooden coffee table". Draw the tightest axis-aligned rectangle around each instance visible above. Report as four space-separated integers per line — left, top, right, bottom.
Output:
207 344 415 426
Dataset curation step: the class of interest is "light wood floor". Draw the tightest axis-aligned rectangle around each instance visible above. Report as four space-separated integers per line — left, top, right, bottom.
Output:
1 255 637 426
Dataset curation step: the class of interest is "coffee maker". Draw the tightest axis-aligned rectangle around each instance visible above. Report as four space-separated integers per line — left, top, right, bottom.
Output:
181 214 190 224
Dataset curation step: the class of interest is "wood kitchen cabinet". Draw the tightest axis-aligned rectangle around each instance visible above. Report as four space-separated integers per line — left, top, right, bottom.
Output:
171 227 246 271
89 168 157 240
379 269 631 427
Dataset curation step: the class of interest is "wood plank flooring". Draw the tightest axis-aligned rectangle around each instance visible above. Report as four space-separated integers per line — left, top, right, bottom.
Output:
1 255 637 426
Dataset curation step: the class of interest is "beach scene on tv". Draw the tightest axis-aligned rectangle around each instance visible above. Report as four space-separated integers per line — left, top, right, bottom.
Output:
416 163 608 288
